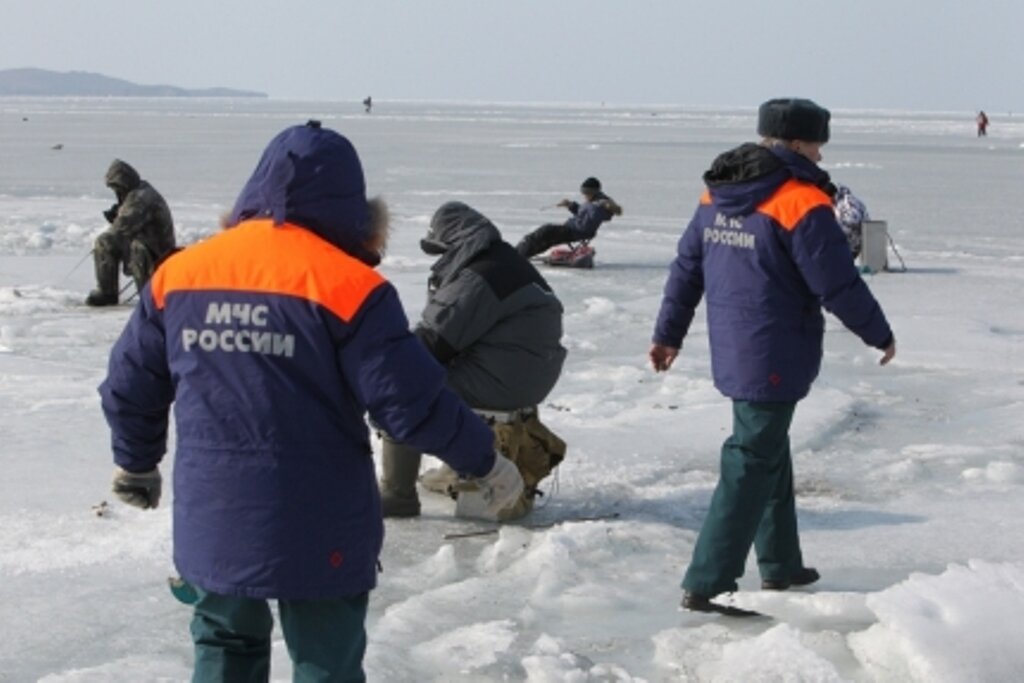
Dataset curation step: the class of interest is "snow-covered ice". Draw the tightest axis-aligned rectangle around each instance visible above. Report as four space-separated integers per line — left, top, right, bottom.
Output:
1 98 1023 681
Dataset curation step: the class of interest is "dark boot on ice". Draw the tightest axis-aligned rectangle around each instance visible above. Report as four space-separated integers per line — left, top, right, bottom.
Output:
380 438 422 518
85 289 118 307
682 591 762 618
761 567 820 591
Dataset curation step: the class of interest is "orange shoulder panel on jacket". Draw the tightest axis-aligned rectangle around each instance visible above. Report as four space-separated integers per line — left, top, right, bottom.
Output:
756 179 832 232
149 220 386 322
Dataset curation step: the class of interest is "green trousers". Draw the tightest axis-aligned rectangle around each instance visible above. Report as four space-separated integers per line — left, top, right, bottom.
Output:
682 399 804 597
190 589 368 683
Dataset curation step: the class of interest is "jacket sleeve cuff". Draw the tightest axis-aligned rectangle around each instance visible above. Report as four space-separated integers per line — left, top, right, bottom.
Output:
652 332 683 348
463 449 496 478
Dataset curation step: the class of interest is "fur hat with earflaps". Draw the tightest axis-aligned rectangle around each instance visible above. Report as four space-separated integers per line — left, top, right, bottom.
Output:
757 98 830 143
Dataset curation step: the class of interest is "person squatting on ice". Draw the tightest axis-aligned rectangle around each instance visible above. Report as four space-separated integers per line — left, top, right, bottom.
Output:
86 159 175 306
515 176 622 258
381 200 568 520
98 121 524 681
649 98 896 616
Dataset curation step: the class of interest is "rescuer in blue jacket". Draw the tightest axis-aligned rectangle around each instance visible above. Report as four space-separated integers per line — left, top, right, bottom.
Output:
98 121 524 680
650 99 896 616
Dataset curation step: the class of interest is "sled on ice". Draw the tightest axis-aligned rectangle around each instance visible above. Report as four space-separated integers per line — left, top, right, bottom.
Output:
540 241 595 269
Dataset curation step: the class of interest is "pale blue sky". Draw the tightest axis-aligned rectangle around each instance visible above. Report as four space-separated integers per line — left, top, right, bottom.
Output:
4 0 1022 111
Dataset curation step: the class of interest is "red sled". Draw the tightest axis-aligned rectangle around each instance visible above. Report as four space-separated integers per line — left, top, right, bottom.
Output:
543 243 595 269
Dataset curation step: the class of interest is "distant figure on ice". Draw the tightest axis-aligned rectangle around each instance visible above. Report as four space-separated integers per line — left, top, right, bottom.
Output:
99 121 523 680
380 201 567 520
649 97 896 617
516 177 622 259
977 110 989 136
830 183 869 258
363 95 372 113
86 159 175 306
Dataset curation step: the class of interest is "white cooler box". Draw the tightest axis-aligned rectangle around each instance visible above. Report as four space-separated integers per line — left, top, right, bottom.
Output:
859 220 889 273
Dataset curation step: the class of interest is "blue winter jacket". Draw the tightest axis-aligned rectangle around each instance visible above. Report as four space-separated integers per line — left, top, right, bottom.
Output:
99 123 496 600
565 192 617 240
653 143 892 402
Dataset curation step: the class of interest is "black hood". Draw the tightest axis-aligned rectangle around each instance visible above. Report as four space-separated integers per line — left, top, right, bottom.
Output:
702 143 832 217
703 143 784 187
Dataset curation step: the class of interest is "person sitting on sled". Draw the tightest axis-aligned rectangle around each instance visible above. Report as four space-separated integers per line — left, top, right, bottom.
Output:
516 177 622 259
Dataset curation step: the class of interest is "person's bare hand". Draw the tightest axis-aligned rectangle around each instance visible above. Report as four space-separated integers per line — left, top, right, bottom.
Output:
879 339 896 366
649 343 679 372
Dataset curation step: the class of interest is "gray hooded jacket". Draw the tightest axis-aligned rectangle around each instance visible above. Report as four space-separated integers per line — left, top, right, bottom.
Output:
417 202 566 410
105 159 176 257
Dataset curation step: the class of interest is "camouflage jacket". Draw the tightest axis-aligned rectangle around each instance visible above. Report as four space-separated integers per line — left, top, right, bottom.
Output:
105 160 176 256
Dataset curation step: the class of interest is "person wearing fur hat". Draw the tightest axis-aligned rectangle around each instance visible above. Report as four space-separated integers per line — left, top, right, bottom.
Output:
649 98 896 616
98 121 524 679
515 176 622 258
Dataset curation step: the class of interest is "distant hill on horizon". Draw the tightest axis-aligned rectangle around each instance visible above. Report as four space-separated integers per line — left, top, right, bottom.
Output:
0 67 267 98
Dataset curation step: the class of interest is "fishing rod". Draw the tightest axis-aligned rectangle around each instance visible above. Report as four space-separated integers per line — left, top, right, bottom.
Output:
121 280 138 304
57 249 95 286
887 234 907 272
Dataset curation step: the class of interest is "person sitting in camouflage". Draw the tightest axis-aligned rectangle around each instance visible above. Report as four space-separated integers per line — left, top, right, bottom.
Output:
380 201 568 520
86 159 175 306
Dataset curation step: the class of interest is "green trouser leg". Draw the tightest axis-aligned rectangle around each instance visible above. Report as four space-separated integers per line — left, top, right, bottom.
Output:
127 239 156 293
380 435 422 517
754 421 804 583
92 231 122 298
681 400 799 596
191 590 273 683
190 589 369 683
279 593 369 683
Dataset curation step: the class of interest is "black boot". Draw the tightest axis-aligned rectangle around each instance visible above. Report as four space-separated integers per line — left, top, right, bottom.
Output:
515 236 536 258
85 289 119 307
682 592 762 617
761 567 820 591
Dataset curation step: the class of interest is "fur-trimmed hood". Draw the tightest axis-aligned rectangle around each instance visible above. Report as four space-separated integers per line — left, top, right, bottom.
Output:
592 192 622 217
227 121 383 265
